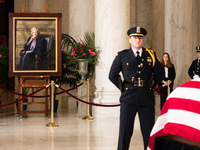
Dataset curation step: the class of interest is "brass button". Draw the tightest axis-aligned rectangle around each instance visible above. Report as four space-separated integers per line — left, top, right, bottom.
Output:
126 88 128 90
126 63 129 65
138 71 141 74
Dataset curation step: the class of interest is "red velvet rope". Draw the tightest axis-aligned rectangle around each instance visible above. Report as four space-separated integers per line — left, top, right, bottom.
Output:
0 82 84 98
153 85 173 97
58 86 121 107
0 86 46 108
0 83 173 108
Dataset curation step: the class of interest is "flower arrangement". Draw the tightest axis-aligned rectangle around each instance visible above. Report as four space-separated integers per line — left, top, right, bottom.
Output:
56 32 100 86
69 42 99 64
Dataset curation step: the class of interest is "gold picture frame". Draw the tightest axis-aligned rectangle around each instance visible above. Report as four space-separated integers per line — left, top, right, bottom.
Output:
9 13 62 77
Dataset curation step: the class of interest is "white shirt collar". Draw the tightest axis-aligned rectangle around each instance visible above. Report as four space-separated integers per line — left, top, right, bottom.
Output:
131 47 142 57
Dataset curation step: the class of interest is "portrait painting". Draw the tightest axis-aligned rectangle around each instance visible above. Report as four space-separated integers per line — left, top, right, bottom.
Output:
9 13 62 77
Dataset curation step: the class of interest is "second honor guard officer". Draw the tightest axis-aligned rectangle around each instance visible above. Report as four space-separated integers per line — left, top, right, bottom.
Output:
188 46 200 79
109 27 165 150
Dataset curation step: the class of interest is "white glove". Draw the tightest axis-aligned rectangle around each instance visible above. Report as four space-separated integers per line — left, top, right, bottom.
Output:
193 75 200 79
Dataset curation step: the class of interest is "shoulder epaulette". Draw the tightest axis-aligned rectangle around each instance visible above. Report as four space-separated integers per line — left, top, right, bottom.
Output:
145 48 155 67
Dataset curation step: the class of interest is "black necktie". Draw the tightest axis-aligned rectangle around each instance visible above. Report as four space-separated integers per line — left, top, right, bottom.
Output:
136 51 140 64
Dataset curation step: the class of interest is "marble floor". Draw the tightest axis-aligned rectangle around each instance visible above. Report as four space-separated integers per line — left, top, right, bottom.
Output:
0 110 144 150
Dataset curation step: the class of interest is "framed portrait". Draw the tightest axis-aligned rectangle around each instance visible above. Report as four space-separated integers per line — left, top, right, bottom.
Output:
9 13 62 77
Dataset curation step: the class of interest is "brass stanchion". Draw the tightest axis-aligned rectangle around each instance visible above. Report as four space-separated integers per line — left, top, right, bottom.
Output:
82 78 93 120
167 80 171 96
46 80 59 127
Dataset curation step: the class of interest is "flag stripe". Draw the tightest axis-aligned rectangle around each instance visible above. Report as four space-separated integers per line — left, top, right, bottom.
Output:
150 113 168 135
165 109 200 130
163 123 200 143
179 80 200 88
148 79 200 150
167 87 200 102
160 98 200 115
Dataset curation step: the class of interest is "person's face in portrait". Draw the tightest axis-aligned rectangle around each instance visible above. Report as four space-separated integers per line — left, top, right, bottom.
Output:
31 29 38 39
196 52 200 59
129 36 144 50
163 54 169 63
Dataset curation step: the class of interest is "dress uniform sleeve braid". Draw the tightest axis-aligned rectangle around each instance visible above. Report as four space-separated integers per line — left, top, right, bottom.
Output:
145 48 155 67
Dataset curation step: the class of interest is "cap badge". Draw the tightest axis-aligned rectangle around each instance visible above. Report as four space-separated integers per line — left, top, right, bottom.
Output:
136 27 141 33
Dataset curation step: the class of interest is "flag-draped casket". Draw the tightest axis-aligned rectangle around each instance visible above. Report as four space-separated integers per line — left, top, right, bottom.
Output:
148 79 200 150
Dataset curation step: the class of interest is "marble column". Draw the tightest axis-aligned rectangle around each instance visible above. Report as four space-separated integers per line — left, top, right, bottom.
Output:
69 0 94 42
164 0 195 86
152 0 164 59
27 0 47 12
93 0 130 118
193 0 200 59
69 0 95 117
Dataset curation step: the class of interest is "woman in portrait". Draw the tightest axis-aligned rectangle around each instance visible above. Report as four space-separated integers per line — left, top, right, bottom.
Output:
159 52 176 110
20 27 46 70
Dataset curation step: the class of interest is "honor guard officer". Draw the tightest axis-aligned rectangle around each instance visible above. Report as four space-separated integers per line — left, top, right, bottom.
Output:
188 46 200 79
109 27 165 150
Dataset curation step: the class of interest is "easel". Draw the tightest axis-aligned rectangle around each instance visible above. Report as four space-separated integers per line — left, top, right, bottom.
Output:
21 3 48 13
18 76 50 118
16 4 51 118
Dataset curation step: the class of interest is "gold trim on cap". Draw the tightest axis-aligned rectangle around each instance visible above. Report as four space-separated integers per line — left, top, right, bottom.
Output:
129 33 144 37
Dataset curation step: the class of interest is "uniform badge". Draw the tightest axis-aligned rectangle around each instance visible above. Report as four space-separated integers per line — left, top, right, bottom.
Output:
147 57 152 62
136 27 141 33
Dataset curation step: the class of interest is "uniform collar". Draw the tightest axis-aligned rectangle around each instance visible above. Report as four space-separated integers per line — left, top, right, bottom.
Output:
131 47 142 57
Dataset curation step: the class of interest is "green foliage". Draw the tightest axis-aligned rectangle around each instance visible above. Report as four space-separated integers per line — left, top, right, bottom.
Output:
51 34 80 87
81 32 95 49
52 32 100 92
51 50 81 87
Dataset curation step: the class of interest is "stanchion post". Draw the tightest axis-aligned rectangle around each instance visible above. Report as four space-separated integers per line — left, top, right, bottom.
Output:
167 80 170 96
82 78 93 120
46 80 59 127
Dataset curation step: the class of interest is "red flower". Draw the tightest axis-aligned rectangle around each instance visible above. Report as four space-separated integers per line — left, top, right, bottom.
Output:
80 43 85 46
89 50 96 56
82 53 87 56
71 52 77 58
74 47 78 50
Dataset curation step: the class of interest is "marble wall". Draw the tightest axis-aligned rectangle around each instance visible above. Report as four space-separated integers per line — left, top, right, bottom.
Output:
164 0 198 86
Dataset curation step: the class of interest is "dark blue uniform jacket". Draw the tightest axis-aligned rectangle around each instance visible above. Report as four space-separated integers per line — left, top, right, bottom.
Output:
188 59 200 79
109 47 164 105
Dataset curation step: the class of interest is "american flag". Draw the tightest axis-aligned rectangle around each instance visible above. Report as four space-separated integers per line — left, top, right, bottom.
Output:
148 79 200 150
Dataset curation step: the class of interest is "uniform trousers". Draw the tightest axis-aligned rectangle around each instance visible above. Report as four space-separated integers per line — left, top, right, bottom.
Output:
118 103 155 150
